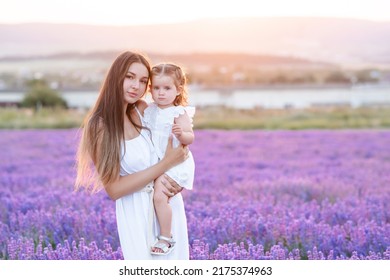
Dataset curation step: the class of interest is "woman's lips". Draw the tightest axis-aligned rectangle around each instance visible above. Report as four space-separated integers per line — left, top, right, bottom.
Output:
128 92 138 98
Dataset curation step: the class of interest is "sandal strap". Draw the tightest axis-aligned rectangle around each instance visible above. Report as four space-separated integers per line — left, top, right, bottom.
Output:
158 235 176 245
153 242 169 252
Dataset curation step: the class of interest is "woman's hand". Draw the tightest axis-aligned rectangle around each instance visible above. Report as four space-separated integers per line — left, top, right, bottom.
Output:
163 135 189 169
161 175 183 198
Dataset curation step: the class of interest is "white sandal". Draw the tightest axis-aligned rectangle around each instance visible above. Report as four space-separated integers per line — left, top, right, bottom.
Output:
150 235 176 255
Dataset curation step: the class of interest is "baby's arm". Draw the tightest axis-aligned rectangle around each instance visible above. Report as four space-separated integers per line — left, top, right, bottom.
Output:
172 112 194 145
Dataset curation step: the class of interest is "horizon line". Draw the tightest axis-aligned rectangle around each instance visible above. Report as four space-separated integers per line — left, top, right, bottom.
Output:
1 15 390 27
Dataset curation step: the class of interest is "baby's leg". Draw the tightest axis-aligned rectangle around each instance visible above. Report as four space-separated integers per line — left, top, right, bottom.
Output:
153 175 172 240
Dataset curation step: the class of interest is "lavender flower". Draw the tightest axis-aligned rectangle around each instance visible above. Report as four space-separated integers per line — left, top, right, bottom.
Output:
1 129 389 259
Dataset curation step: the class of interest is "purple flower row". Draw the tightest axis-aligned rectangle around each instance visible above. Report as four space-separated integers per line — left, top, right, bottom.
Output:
0 129 389 259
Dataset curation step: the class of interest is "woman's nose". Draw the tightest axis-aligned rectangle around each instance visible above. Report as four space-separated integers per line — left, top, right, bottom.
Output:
132 80 139 89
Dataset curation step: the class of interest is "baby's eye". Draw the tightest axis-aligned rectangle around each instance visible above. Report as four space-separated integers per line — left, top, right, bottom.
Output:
141 80 147 84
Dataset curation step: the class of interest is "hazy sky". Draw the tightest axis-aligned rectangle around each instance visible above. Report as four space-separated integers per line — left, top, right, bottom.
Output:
1 0 389 25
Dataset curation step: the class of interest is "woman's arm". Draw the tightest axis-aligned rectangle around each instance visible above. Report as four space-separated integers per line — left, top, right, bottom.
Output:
105 136 188 200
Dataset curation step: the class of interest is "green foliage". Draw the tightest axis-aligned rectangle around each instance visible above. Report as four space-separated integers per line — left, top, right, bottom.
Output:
355 69 380 83
0 108 84 129
21 79 67 109
194 106 390 130
1 106 390 129
324 71 351 84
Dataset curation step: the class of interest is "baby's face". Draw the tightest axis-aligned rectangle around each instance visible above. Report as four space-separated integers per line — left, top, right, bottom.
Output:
150 75 179 109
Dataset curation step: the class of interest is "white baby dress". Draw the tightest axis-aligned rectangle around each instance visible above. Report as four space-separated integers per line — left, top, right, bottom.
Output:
144 102 195 190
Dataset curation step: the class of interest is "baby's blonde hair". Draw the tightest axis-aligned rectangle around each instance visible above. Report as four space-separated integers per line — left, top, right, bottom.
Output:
151 63 188 106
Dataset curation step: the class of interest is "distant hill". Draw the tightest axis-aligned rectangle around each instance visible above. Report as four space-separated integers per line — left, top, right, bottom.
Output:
0 51 330 70
1 17 390 67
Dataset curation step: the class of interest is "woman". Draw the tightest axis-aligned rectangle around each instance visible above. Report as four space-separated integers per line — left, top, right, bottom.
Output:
75 51 190 260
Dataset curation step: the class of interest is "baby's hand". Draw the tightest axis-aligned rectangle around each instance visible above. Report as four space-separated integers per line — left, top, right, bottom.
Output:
172 124 183 138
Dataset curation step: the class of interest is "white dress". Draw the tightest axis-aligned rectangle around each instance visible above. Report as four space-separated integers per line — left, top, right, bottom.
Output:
144 102 195 190
116 108 189 260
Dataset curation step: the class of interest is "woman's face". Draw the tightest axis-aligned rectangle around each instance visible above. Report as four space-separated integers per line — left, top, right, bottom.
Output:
123 62 149 104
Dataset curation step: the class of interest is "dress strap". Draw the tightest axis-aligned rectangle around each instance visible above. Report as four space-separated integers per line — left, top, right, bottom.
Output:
134 105 143 119
138 182 155 249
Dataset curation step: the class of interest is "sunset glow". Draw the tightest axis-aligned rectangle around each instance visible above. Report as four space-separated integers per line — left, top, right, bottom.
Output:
1 0 390 26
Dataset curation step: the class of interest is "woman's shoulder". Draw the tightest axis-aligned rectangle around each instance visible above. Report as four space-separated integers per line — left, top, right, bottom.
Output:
136 100 149 114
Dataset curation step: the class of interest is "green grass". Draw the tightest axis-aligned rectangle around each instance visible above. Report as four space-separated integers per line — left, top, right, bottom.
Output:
0 108 85 129
1 106 390 129
194 106 390 130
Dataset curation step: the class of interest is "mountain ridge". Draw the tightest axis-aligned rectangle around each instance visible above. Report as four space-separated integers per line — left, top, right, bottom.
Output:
1 17 390 66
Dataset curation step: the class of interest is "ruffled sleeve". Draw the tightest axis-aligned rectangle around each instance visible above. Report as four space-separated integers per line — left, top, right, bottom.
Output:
170 105 196 128
172 106 196 120
184 106 196 120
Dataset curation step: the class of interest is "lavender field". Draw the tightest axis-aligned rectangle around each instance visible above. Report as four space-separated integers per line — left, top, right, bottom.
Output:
0 129 389 260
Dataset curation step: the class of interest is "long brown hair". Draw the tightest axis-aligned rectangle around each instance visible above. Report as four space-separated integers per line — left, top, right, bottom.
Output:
75 51 151 193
